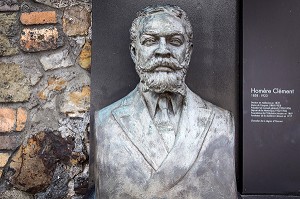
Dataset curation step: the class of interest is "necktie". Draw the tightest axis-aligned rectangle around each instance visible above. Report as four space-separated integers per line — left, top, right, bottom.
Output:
156 96 175 152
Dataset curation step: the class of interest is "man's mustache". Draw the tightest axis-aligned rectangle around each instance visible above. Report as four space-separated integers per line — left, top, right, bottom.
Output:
140 58 183 72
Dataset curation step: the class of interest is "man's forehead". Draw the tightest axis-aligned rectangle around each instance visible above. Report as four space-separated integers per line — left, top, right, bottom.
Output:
139 13 187 36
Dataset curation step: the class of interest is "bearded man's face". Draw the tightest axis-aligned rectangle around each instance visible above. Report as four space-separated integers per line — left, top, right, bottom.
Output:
130 12 192 94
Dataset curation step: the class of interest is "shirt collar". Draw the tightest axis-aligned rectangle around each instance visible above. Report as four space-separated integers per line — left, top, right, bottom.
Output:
139 84 185 118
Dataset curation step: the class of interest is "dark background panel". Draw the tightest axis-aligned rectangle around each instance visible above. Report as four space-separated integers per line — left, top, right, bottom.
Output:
243 0 300 195
92 0 238 112
91 0 239 190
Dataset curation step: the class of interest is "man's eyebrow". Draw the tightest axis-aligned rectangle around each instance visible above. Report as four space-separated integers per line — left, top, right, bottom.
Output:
141 31 185 36
140 31 159 36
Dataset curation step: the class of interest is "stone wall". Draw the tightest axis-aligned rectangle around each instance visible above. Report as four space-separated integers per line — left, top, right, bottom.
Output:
0 0 92 198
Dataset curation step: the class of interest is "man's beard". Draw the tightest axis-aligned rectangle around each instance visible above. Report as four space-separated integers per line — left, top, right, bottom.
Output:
136 57 188 94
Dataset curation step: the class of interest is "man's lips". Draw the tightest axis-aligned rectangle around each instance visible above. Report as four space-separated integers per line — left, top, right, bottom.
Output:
154 65 175 72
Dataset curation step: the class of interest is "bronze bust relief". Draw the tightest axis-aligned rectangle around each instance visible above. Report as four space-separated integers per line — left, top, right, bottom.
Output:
94 5 237 199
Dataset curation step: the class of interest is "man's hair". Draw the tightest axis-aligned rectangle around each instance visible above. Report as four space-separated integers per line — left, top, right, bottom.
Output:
130 5 193 44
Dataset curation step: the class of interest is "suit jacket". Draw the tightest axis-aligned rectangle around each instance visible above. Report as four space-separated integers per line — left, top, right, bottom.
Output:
94 86 237 199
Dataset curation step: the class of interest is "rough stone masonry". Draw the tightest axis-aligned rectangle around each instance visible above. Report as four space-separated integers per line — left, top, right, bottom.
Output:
0 0 92 198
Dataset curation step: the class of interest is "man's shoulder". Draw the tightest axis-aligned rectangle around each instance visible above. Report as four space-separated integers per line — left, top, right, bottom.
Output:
187 88 232 118
203 98 230 115
186 88 234 136
94 88 138 124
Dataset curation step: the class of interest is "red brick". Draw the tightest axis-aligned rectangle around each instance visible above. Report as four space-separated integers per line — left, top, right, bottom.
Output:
20 11 57 25
16 108 27 132
20 27 59 52
0 108 16 132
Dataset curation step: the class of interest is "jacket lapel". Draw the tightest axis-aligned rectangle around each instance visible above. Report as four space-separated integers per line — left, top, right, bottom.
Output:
112 88 168 171
146 88 215 193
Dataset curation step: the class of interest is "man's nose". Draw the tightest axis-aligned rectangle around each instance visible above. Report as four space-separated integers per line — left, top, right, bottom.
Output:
155 37 171 58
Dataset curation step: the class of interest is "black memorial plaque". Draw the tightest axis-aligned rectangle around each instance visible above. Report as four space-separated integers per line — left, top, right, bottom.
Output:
243 0 300 195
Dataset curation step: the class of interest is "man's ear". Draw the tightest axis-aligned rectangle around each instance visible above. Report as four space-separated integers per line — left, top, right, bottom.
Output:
130 43 137 64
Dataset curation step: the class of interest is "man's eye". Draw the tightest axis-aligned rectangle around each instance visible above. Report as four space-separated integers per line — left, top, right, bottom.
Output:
169 38 183 46
142 38 157 45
